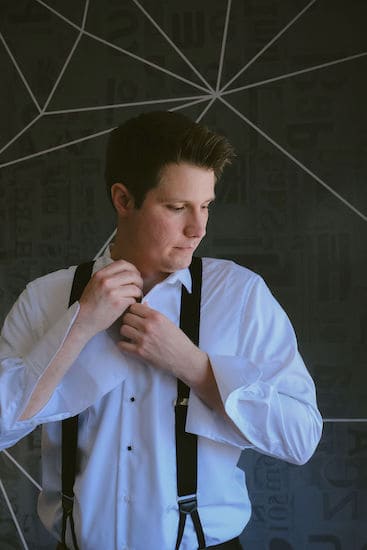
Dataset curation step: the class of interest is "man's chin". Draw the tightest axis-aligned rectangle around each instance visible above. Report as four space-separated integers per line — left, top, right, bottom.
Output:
167 249 195 270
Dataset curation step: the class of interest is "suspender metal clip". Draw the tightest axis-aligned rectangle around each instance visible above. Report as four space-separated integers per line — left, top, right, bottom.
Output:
178 495 198 514
61 493 74 514
175 397 189 407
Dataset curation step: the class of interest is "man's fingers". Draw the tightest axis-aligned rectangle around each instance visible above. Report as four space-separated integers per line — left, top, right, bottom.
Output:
128 302 152 316
117 339 136 355
101 270 143 288
120 324 139 341
96 259 141 277
119 284 143 301
76 261 145 336
120 311 145 332
91 270 143 297
92 262 143 291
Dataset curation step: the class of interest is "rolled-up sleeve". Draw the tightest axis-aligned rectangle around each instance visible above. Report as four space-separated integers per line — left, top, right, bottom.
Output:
0 279 79 448
0 270 128 450
187 269 323 465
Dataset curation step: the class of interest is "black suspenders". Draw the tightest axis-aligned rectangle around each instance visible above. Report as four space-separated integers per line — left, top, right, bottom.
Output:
61 257 205 549
61 261 94 550
175 256 206 549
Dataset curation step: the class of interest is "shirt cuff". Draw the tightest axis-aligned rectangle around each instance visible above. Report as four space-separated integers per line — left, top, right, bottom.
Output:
210 354 262 404
26 302 80 378
4 303 80 429
186 355 261 448
21 307 130 422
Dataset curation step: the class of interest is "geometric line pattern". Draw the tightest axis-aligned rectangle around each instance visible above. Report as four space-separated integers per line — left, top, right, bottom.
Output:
0 96 212 169
130 0 214 92
2 450 42 491
219 96 367 222
323 418 367 423
1 1 366 547
220 0 319 92
216 0 232 92
0 0 365 223
0 479 29 549
221 50 367 96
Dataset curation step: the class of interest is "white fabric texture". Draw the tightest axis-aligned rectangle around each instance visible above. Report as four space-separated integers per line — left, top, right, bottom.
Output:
0 248 322 549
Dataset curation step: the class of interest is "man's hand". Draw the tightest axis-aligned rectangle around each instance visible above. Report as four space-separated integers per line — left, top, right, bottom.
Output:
118 303 224 413
118 302 203 375
76 261 143 338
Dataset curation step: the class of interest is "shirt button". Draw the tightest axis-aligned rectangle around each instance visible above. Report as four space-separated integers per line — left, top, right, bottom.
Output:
130 396 135 402
127 445 133 451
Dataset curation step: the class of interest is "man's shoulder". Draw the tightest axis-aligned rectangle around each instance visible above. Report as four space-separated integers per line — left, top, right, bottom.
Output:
201 256 262 299
3 264 85 331
201 256 260 284
200 257 283 319
24 264 82 313
28 264 78 291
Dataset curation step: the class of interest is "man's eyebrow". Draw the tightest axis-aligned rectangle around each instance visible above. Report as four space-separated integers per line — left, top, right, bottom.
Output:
158 196 216 203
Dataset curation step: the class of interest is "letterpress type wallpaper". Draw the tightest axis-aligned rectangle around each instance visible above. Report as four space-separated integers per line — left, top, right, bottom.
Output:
0 0 366 548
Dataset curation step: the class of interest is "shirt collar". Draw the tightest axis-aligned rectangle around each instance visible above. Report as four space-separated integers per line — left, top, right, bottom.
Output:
164 266 192 293
94 245 193 294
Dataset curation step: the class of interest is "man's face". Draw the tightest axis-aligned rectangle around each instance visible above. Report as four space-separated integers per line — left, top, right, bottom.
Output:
123 162 215 278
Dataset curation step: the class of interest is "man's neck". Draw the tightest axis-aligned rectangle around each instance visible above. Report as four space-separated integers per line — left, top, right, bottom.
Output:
109 242 168 295
142 273 168 295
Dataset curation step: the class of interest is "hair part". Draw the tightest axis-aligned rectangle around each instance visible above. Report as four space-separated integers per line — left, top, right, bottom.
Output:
105 110 235 208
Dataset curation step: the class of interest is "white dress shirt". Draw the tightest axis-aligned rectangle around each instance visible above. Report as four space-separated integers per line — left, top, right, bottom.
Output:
0 249 322 549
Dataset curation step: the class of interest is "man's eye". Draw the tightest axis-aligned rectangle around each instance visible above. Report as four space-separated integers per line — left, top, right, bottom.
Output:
167 205 184 211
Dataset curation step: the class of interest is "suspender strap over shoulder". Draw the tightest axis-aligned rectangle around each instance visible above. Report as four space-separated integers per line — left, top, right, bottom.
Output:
68 262 94 308
175 256 206 550
61 261 94 550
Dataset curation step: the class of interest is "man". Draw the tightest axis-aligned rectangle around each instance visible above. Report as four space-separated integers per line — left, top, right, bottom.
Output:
0 111 322 549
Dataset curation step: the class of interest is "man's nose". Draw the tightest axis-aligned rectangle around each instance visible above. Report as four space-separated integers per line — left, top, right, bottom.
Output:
184 211 207 238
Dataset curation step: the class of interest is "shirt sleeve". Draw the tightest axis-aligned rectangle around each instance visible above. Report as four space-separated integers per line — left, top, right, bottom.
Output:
186 274 323 465
0 273 128 451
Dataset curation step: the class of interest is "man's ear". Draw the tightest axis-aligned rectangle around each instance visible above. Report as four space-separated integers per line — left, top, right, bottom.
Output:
111 183 135 214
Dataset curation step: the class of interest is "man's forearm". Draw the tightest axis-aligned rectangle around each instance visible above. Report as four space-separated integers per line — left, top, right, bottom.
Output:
19 319 94 420
175 349 225 415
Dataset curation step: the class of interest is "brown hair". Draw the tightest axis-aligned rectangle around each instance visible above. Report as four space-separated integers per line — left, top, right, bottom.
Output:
105 110 235 207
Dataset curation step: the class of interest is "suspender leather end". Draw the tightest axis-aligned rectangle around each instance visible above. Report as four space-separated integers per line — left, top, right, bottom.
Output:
61 493 74 514
178 495 198 514
176 495 206 550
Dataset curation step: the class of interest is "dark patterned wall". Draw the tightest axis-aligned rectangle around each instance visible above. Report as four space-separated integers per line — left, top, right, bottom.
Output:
0 1 366 548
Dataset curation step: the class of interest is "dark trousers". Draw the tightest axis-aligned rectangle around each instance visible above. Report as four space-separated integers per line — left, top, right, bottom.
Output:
57 537 243 549
207 537 243 549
